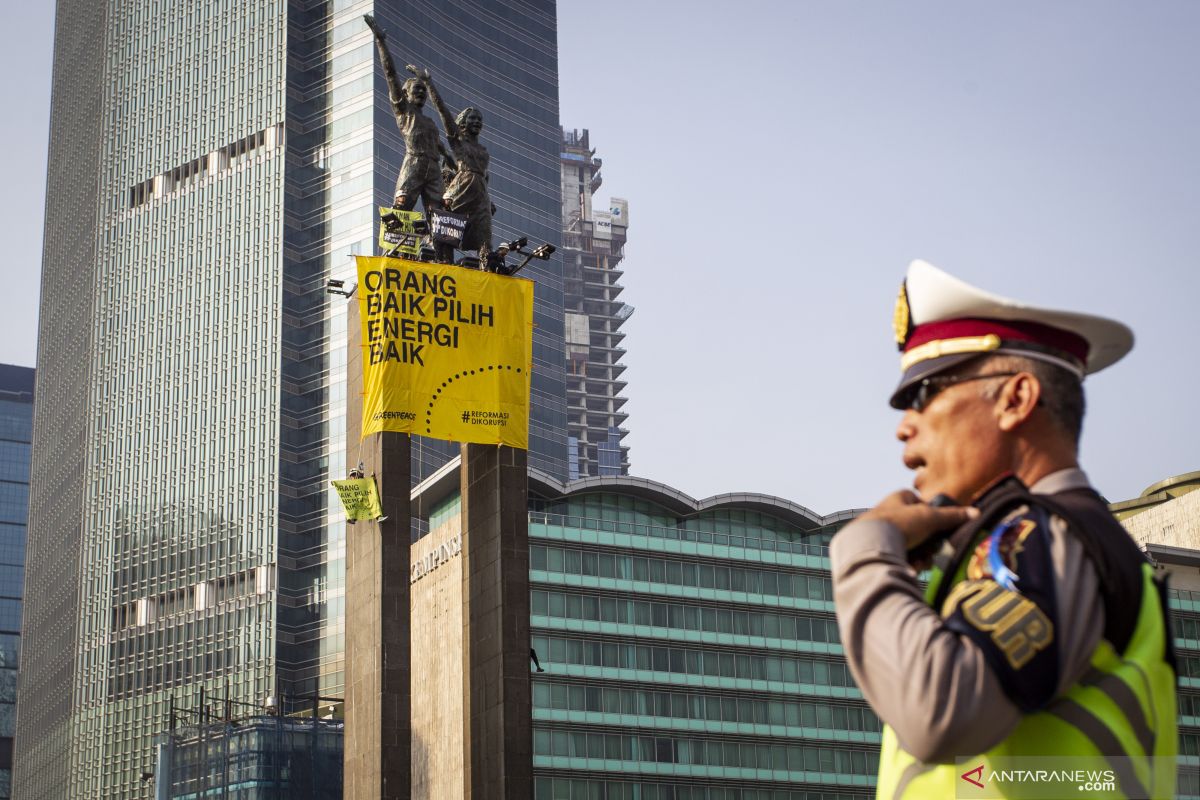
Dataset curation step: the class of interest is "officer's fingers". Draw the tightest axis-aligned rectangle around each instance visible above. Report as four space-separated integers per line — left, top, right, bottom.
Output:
860 491 922 526
907 503 978 531
890 504 976 547
873 489 919 510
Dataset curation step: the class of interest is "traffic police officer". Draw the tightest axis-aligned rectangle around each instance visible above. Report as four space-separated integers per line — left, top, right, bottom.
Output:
831 260 1176 798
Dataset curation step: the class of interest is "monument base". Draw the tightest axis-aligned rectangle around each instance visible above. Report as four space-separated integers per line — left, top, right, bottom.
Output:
461 443 533 798
345 296 412 800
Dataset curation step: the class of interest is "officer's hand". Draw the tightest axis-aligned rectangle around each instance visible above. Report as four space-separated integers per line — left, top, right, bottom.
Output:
859 490 978 550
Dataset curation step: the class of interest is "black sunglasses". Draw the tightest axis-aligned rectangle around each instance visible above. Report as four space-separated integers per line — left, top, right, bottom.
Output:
904 372 1020 413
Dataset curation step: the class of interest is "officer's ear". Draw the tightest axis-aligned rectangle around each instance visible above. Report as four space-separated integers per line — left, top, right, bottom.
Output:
995 372 1040 433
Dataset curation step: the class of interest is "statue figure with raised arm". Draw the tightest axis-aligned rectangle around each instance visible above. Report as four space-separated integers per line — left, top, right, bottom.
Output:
363 15 454 214
425 81 495 260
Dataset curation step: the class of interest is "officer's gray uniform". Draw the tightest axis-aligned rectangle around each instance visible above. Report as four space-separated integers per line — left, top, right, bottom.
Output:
831 468 1103 761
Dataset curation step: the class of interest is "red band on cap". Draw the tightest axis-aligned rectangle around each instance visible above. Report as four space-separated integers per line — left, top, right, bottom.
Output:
905 318 1089 362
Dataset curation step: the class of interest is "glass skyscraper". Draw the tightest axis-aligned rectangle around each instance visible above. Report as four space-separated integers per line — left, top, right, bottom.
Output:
17 1 561 797
0 366 32 800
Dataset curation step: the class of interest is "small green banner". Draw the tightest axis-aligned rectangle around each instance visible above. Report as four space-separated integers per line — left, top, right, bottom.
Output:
378 207 423 256
331 477 384 521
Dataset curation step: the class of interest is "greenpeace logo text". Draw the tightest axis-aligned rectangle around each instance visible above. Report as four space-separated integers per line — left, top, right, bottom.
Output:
373 411 416 421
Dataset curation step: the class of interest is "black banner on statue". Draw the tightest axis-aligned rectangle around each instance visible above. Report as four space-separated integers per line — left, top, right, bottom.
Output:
429 209 469 247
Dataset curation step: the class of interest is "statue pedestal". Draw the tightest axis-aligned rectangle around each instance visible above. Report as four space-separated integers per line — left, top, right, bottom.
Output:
345 297 412 800
460 443 533 798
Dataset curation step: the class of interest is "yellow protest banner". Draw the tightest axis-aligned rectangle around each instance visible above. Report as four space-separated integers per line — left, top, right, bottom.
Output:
355 255 533 447
331 477 384 521
378 207 423 256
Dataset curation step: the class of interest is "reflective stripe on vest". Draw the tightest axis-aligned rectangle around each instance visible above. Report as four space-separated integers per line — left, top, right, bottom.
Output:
877 562 1176 799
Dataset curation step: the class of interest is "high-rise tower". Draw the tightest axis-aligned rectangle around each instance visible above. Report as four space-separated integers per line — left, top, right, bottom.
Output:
15 2 562 797
0 365 33 800
560 128 632 478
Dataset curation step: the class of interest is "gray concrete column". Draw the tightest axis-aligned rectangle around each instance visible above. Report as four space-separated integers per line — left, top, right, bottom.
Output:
460 443 533 799
345 295 411 800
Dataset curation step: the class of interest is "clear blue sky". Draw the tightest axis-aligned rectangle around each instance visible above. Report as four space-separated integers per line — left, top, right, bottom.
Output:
4 2 1197 512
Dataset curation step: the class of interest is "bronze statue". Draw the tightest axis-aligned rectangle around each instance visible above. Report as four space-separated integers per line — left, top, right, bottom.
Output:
427 86 494 259
363 15 454 213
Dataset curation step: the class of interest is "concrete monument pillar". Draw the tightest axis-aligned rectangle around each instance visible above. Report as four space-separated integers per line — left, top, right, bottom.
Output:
460 443 533 798
345 296 412 800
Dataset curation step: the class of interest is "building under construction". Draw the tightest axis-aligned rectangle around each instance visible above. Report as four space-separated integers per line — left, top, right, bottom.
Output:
560 128 633 479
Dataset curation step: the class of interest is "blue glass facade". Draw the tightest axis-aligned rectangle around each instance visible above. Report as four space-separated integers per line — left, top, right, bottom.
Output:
1169 591 1200 797
523 482 873 800
162 715 343 799
597 428 624 476
0 366 32 800
22 1 563 797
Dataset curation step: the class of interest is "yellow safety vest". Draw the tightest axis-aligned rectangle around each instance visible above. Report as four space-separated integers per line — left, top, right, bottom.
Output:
876 559 1177 799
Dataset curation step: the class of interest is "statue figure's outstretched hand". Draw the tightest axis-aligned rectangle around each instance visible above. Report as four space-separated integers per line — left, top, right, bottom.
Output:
405 64 432 80
363 14 385 40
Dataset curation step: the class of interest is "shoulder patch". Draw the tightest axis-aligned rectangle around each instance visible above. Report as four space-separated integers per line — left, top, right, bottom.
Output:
942 507 1060 711
966 516 1040 590
942 579 1053 669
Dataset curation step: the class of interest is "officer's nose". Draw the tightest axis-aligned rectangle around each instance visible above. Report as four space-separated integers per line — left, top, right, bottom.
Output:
895 412 917 442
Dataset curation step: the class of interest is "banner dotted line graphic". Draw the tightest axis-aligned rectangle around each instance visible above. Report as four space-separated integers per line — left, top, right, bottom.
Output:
427 364 523 435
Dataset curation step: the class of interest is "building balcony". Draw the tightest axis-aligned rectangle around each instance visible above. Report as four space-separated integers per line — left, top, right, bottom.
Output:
580 300 633 321
581 262 625 278
587 345 627 359
589 334 626 350
582 363 624 379
582 376 628 393
582 278 625 295
584 412 629 428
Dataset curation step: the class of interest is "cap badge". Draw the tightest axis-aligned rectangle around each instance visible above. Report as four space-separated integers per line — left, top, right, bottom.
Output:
893 281 911 349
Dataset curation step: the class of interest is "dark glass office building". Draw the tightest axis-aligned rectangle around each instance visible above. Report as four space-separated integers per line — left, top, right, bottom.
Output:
17 1 562 797
0 366 32 800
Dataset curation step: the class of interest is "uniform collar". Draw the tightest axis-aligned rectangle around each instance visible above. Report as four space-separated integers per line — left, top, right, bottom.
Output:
1029 467 1092 496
